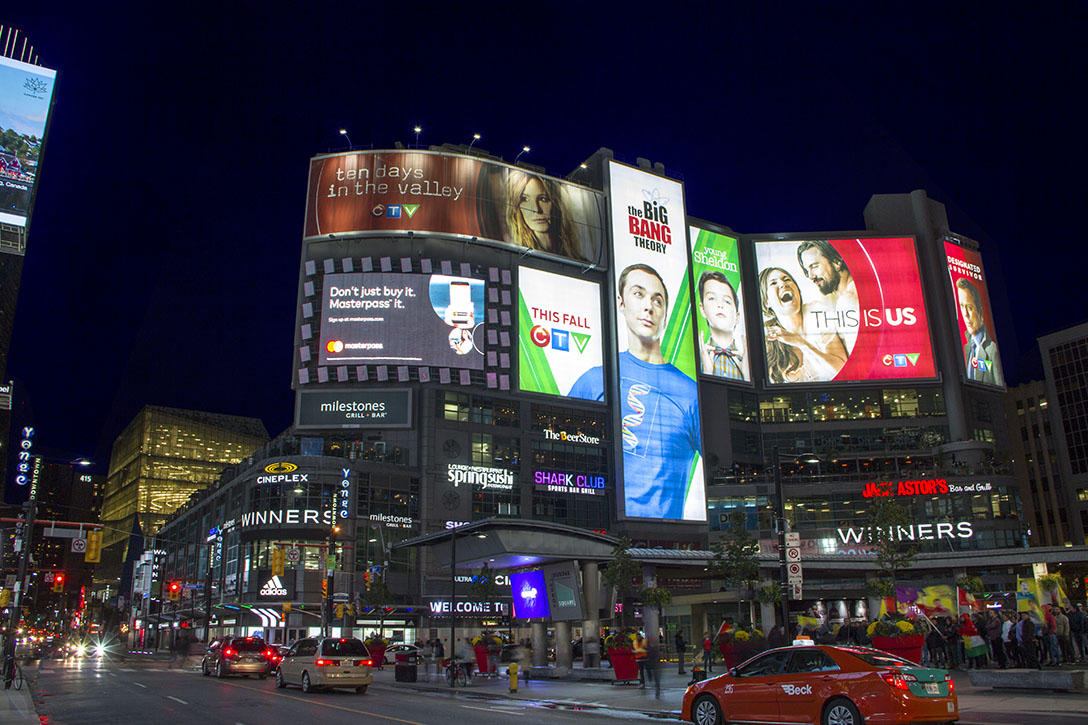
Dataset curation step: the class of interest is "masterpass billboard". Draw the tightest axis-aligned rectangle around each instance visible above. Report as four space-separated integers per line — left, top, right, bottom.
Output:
570 161 704 522
945 241 1004 388
518 266 604 400
303 150 606 264
0 56 57 229
318 272 485 369
753 237 935 384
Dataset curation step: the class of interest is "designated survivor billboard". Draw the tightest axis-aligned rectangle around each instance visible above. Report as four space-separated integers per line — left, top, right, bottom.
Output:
753 237 936 384
318 272 485 369
690 227 750 382
518 266 604 400
303 151 606 264
570 161 704 522
0 56 57 228
945 241 1004 388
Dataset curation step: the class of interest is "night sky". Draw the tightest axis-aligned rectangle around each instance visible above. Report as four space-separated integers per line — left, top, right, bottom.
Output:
4 4 1084 471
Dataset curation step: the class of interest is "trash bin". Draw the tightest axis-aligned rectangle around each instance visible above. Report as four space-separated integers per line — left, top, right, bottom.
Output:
395 652 418 682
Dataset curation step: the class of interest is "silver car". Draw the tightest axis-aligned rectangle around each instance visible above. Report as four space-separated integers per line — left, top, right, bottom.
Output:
201 636 273 679
276 637 374 694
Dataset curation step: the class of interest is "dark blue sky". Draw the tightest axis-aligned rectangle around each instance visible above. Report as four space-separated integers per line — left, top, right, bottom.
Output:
4 3 1084 469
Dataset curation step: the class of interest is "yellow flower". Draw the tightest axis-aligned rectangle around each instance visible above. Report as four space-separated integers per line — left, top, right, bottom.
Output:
735 631 750 641
896 620 914 634
751 629 763 638
866 622 878 637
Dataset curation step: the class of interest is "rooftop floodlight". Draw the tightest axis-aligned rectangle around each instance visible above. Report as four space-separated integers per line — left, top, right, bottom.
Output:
514 145 530 164
469 133 481 148
413 125 422 147
339 128 352 148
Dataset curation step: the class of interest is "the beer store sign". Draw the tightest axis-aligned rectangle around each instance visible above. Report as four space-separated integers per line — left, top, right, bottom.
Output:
543 429 601 445
446 464 514 491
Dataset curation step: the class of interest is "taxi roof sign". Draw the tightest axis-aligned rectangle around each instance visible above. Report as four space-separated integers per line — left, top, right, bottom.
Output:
792 636 815 646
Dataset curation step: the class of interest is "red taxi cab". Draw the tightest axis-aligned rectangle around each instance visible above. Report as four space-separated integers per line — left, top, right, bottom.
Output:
682 642 957 725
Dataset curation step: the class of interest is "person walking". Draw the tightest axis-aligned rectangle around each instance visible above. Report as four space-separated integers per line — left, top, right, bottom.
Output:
702 632 713 673
674 630 687 674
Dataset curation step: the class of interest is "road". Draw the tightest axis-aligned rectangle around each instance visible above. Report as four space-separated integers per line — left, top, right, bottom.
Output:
28 658 655 725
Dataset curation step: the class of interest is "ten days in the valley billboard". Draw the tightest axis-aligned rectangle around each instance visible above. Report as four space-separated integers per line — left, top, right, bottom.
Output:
0 56 57 229
945 241 1004 388
303 150 606 265
518 266 604 400
569 161 704 522
318 272 485 369
753 237 936 385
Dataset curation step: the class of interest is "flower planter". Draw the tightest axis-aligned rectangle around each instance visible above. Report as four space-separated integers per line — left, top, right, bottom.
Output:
871 634 924 665
367 645 387 668
718 642 740 669
473 644 491 674
607 648 639 682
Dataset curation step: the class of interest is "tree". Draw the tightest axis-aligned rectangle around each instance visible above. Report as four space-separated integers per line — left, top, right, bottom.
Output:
361 575 395 630
865 497 917 612
468 563 502 602
601 537 641 629
709 510 760 620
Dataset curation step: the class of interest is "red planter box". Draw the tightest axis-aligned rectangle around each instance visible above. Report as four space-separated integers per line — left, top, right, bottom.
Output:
608 648 639 682
474 644 491 674
367 645 387 669
871 634 924 665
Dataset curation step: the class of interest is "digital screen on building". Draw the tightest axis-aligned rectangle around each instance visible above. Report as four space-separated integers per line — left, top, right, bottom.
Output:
570 161 704 522
295 388 412 429
945 241 1004 388
303 151 606 265
690 227 750 382
517 266 604 400
318 272 484 368
0 56 56 228
543 563 585 621
753 237 936 384
510 570 550 619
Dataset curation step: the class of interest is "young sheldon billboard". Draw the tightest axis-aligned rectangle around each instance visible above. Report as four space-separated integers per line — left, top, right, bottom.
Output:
690 227 750 382
0 56 57 229
753 237 936 384
517 266 604 400
569 161 704 522
945 242 1004 388
303 150 606 265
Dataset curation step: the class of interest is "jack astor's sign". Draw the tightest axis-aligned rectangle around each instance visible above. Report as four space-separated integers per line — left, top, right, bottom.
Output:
861 478 994 498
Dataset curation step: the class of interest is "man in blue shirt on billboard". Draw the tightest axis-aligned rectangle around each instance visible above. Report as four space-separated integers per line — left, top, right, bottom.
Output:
570 264 700 519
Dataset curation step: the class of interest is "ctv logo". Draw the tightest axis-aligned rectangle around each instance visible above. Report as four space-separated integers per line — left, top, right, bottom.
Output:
530 325 591 353
781 684 813 695
970 356 992 373
882 353 921 367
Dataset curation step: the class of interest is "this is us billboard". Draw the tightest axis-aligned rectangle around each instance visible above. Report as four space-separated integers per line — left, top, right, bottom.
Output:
517 266 604 400
0 56 57 229
568 161 704 523
753 237 935 385
318 272 485 369
945 241 1004 388
303 150 606 264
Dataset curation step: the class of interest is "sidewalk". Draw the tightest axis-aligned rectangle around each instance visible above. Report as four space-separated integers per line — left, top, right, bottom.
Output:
367 660 1088 723
0 668 38 723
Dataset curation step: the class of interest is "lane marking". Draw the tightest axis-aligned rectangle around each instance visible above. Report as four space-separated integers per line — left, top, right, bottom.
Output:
167 696 188 705
211 679 423 724
461 705 524 716
134 682 147 688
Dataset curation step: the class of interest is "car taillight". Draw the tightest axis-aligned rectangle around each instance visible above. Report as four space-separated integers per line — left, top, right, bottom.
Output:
224 648 236 659
880 671 917 690
314 659 340 666
946 673 954 693
263 649 274 659
354 659 370 667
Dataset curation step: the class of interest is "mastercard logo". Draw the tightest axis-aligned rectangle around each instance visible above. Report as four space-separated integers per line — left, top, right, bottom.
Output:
530 325 550 347
264 462 298 474
327 340 344 353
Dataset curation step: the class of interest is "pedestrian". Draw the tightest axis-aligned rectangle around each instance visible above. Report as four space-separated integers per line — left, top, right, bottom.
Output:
1043 605 1061 666
1002 612 1019 667
433 637 445 664
702 632 713 673
674 630 687 674
646 637 661 699
1070 604 1088 661
1018 612 1040 669
634 634 648 686
1055 606 1074 663
985 610 1006 668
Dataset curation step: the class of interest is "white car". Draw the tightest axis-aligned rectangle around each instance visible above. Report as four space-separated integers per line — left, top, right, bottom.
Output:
383 643 421 665
276 637 373 694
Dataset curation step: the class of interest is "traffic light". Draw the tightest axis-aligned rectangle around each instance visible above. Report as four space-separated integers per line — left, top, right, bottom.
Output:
321 578 327 598
363 571 370 590
271 548 285 577
282 602 291 614
168 581 181 601
0 589 10 607
335 604 344 619
84 530 103 563
52 573 66 593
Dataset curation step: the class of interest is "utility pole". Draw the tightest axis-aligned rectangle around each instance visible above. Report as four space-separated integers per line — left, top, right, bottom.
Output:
203 540 214 642
772 446 791 631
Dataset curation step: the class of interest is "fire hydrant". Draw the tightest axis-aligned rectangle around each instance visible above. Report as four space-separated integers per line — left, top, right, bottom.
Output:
507 661 518 692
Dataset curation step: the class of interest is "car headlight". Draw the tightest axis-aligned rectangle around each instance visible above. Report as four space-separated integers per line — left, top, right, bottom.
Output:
94 645 106 657
76 644 87 656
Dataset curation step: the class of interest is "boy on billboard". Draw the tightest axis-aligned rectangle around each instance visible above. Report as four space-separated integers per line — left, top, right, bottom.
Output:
796 240 859 354
696 270 747 380
570 264 700 520
955 278 1003 386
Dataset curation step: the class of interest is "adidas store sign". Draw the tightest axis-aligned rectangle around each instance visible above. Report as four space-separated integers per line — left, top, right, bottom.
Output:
259 575 288 597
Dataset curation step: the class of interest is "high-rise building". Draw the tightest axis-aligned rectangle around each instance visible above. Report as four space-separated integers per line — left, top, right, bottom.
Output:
99 405 268 552
1039 322 1088 546
1005 381 1068 546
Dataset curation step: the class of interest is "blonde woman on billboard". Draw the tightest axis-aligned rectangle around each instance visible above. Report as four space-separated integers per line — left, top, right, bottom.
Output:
504 170 585 261
759 267 847 383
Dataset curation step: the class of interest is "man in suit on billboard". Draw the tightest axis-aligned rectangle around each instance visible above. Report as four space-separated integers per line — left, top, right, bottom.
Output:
955 277 1003 386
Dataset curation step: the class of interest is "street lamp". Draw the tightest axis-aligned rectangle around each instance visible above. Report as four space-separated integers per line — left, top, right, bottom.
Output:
468 133 481 148
413 126 422 147
514 145 530 164
339 128 352 149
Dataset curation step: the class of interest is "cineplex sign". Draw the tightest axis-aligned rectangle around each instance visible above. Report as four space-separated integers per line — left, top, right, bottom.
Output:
861 478 994 498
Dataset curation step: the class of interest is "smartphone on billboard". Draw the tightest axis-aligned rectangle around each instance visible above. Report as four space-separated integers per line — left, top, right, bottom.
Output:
447 280 474 327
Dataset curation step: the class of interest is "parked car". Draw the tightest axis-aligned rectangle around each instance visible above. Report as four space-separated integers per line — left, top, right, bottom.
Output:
276 637 374 694
383 643 421 665
201 636 273 679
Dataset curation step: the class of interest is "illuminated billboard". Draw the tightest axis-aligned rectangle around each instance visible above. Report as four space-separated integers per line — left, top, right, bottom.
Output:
0 56 56 228
570 161 704 522
517 266 604 400
303 151 606 264
510 570 550 619
690 227 750 382
317 272 484 369
945 241 1004 388
753 237 935 384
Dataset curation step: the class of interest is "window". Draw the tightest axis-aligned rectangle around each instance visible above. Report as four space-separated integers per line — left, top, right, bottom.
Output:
786 650 839 673
440 392 470 422
736 651 790 677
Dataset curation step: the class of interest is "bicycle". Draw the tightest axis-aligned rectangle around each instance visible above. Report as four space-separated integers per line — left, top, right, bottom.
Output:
3 658 22 691
444 658 471 687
